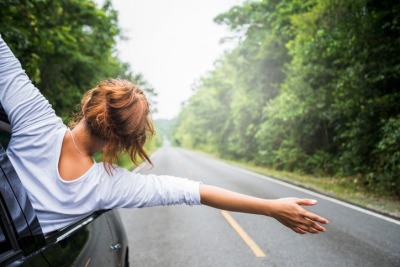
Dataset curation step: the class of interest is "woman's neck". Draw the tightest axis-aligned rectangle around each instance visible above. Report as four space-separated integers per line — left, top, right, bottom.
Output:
70 119 107 157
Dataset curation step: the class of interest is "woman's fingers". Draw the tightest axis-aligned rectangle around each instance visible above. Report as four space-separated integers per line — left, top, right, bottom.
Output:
293 227 307 234
298 198 330 225
304 210 330 225
278 215 325 234
294 202 329 233
272 198 329 234
296 198 318 206
303 217 326 233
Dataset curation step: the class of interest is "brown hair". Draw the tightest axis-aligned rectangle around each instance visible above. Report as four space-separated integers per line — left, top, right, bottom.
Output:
71 78 155 172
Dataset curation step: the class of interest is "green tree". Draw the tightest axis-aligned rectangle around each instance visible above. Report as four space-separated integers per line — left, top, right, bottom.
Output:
172 0 399 196
0 0 156 118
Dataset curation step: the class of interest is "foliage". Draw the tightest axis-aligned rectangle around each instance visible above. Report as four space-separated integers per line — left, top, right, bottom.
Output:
173 0 400 197
0 0 156 119
154 118 177 140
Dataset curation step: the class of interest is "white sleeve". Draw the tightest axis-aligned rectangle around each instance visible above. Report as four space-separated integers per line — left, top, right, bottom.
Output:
98 169 202 209
0 35 57 134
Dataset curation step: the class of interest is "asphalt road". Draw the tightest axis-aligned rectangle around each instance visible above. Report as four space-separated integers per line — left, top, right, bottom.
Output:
118 143 400 267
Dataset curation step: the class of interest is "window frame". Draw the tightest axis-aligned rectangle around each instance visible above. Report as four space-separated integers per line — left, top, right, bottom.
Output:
0 166 27 266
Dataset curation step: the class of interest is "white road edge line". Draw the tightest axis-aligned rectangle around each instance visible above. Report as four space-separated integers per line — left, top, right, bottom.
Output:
222 162 400 226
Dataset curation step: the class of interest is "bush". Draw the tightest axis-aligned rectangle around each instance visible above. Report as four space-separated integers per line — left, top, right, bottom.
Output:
369 116 400 196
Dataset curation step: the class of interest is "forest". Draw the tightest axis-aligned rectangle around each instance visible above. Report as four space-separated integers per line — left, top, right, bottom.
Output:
172 0 399 197
1 0 398 198
0 0 156 119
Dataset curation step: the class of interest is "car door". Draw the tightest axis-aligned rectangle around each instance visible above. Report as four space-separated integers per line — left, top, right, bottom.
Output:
41 211 121 267
0 143 49 266
0 203 50 267
105 210 129 266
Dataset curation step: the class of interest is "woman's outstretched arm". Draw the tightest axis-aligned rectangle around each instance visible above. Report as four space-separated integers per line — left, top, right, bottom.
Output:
200 184 329 234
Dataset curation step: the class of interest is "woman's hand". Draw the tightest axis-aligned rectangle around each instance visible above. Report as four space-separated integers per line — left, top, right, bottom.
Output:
266 198 329 234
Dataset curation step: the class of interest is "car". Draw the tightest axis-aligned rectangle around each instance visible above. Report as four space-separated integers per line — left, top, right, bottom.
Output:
0 105 129 266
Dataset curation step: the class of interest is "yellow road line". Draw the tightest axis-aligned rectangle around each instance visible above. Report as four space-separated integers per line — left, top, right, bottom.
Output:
220 210 266 258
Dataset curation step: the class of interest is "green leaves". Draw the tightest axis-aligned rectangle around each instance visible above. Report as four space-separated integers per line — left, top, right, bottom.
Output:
0 0 151 119
173 0 400 197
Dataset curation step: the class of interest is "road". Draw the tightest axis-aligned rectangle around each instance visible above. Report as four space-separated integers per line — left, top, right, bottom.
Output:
118 144 400 267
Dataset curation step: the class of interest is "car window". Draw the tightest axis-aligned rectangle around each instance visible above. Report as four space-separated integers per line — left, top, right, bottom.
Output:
0 219 12 254
0 197 18 263
0 104 11 148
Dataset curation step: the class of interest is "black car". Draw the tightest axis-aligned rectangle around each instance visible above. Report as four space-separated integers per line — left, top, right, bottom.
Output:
0 106 129 267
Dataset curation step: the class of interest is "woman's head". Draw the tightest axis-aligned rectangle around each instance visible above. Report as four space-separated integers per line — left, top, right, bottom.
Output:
73 78 154 170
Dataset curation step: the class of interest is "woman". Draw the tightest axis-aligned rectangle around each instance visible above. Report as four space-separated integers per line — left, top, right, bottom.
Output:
0 35 328 236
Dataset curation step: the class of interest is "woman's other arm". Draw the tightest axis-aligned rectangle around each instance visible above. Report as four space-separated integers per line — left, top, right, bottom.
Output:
0 35 57 133
200 184 329 234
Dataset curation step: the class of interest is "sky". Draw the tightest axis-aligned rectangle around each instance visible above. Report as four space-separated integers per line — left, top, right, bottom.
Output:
109 0 243 119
